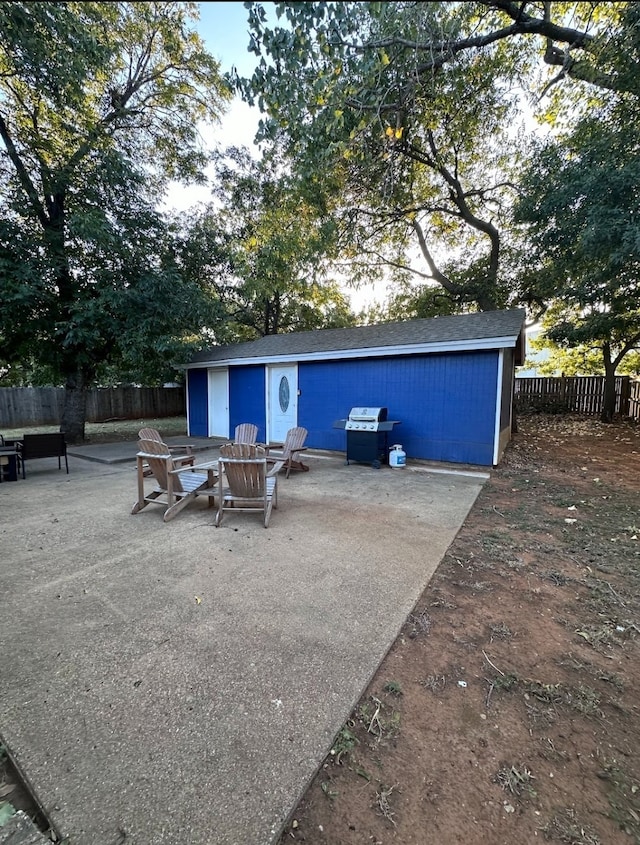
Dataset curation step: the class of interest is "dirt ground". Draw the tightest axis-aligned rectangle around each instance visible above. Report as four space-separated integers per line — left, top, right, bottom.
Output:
277 413 640 845
2 413 639 844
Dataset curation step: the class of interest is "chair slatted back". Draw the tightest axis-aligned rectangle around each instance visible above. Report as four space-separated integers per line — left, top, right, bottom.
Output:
234 423 259 445
137 438 186 493
219 442 266 499
138 427 163 442
21 433 67 460
282 427 308 459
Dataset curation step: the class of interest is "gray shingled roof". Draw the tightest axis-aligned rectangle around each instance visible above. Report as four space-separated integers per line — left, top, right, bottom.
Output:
188 308 526 366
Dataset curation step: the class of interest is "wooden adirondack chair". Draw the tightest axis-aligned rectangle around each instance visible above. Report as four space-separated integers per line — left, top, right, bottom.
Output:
131 438 217 523
138 427 195 477
234 423 259 445
265 426 309 478
214 442 279 528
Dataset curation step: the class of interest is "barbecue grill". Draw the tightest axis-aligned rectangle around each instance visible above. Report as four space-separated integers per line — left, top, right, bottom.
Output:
333 407 401 468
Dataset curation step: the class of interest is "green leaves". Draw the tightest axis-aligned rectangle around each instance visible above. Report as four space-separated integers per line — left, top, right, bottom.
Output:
234 2 532 310
0 2 231 395
182 145 355 340
513 99 640 417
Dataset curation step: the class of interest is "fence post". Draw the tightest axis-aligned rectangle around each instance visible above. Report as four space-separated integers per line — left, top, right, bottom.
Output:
619 376 630 417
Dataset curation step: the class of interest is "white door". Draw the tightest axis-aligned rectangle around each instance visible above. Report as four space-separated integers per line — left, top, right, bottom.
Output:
207 368 229 437
267 365 298 443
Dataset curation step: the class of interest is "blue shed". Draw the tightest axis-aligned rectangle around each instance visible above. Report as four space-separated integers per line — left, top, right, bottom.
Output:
184 308 526 467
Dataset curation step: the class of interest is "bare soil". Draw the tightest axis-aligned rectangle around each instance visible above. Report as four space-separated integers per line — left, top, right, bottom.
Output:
278 413 640 845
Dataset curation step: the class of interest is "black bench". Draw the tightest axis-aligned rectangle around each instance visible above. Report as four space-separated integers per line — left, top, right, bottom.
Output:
18 433 69 478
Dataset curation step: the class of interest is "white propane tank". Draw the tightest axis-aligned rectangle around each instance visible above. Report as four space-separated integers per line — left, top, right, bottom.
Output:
389 444 406 468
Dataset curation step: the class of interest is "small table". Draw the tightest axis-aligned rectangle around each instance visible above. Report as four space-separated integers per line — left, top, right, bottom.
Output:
191 460 219 473
0 445 21 482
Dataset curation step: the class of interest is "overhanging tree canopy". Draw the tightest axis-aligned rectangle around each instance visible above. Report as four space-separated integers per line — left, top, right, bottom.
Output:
235 2 638 312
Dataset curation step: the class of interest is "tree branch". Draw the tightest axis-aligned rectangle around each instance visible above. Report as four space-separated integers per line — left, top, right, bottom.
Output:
0 112 49 227
485 1 593 47
343 1 629 98
613 331 640 368
484 0 627 93
410 217 464 296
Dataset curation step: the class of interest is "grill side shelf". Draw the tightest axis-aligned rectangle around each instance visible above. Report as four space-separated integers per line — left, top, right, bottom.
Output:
377 420 401 432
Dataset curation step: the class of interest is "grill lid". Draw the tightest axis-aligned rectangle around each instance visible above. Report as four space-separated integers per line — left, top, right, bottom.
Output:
345 406 387 430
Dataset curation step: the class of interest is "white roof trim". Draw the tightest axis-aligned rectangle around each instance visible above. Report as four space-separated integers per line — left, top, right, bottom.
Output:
185 334 520 370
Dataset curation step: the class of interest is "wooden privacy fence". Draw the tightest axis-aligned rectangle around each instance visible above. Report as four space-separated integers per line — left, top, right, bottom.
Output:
0 386 185 428
515 375 640 420
629 379 640 422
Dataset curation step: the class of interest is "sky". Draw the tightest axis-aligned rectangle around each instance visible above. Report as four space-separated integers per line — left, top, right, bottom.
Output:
197 1 265 77
163 2 272 213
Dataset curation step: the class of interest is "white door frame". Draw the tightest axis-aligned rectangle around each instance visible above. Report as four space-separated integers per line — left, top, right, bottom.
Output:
207 368 229 438
266 364 298 443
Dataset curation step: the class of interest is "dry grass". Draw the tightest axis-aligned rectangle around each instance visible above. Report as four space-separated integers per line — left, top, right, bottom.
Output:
2 417 188 444
541 808 601 844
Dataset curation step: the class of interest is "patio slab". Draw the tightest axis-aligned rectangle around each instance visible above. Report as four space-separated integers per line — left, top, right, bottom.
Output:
0 446 487 844
66 436 216 465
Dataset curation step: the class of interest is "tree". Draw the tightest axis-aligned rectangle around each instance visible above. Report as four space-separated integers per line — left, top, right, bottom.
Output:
0 198 224 389
243 2 640 104
236 2 591 311
523 314 640 378
363 281 458 325
0 2 230 441
514 106 640 422
180 145 355 341
235 3 640 314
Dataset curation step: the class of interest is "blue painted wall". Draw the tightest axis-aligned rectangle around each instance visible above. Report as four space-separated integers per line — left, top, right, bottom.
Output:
187 368 208 436
298 351 499 465
187 349 501 465
229 365 266 442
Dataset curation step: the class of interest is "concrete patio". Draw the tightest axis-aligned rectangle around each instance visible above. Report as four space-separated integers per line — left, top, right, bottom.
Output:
0 444 487 844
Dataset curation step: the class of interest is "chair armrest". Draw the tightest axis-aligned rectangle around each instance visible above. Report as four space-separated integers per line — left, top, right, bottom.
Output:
137 450 172 460
263 443 283 453
267 461 285 477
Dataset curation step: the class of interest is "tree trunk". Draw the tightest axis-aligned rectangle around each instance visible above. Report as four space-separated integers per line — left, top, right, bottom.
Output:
60 369 89 443
42 197 93 443
600 345 617 424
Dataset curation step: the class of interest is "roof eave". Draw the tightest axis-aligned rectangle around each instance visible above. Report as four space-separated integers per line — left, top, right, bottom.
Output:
183 334 522 370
